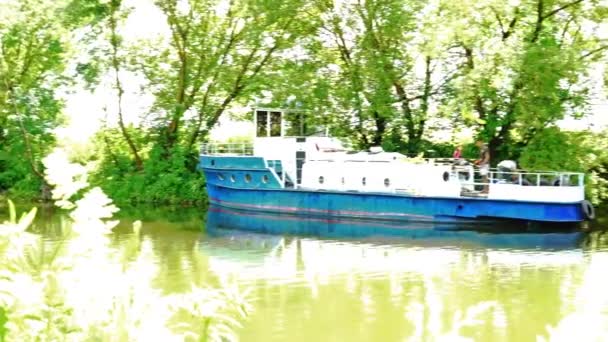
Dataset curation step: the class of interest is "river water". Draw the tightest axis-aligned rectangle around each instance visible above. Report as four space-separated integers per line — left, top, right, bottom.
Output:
4 204 608 341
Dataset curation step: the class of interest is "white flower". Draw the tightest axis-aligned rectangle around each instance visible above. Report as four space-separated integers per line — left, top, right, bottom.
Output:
70 187 120 234
42 148 89 205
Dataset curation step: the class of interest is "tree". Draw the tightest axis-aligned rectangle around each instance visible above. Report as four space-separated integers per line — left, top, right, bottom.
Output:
0 0 69 196
259 0 459 153
71 0 313 203
443 0 608 162
519 127 608 204
123 0 309 158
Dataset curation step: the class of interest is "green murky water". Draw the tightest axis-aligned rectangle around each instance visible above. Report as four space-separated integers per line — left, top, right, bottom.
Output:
4 204 608 341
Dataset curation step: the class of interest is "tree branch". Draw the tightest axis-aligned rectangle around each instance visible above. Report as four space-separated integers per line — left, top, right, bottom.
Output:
417 56 432 140
559 14 575 44
109 3 143 171
542 0 584 20
530 0 545 43
490 6 506 38
503 8 520 41
580 45 608 60
3 83 46 182
462 45 487 119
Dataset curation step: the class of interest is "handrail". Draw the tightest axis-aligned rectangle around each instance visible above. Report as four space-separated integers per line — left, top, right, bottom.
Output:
306 160 583 191
488 170 584 187
200 143 254 156
307 158 584 176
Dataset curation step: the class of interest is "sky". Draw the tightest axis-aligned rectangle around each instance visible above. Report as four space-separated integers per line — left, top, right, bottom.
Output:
56 0 608 145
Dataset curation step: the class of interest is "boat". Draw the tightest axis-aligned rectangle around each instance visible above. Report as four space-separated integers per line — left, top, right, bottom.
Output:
199 108 595 226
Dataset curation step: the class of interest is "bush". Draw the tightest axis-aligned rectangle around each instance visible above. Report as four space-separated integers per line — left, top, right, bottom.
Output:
519 128 585 172
519 127 608 206
91 146 207 205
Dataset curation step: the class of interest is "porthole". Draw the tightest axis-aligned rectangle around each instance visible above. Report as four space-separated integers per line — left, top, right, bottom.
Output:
362 177 366 186
443 171 450 182
230 175 236 183
210 159 215 166
245 174 252 183
341 177 345 185
384 178 390 187
218 173 225 181
319 176 324 184
262 175 269 183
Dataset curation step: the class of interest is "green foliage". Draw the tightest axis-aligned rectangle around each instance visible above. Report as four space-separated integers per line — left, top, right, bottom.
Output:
92 144 206 205
0 152 250 341
119 0 310 150
1 0 608 206
0 306 5 341
382 129 457 158
63 0 113 27
222 136 253 144
68 0 314 205
440 0 606 161
579 132 608 206
0 0 75 199
266 0 443 151
519 128 585 172
519 127 608 205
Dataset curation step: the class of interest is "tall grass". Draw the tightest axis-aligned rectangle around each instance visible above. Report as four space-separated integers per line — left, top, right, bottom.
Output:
0 149 250 341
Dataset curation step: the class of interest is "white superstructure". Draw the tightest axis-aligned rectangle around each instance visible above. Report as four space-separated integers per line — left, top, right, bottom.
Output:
204 108 586 204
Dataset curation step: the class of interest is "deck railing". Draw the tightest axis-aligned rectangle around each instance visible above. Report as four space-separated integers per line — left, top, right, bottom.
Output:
200 143 254 155
307 158 585 190
487 170 584 187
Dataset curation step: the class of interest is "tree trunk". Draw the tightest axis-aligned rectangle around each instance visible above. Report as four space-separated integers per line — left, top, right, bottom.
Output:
109 6 143 171
5 84 49 195
371 111 386 146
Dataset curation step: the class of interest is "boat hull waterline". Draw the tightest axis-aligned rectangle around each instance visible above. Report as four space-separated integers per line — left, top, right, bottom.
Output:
206 182 585 224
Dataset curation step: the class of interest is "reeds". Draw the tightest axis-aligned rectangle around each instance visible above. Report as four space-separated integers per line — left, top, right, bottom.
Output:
0 149 250 341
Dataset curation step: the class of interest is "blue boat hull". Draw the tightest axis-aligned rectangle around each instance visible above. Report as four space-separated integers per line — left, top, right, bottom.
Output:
205 182 585 224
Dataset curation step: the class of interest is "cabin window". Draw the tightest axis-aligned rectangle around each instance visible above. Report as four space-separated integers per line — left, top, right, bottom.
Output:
384 178 390 187
285 112 304 136
443 172 449 182
210 159 215 166
218 173 225 181
362 177 366 186
319 176 324 184
245 174 252 183
341 177 345 185
262 175 269 183
270 111 282 137
230 175 236 183
256 111 268 137
256 109 330 138
286 111 326 136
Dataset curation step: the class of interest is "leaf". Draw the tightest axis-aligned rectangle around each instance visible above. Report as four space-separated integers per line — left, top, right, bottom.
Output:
17 207 37 232
8 200 16 224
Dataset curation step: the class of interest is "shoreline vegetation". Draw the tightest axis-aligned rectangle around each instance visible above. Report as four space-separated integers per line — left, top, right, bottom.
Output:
1 0 608 207
0 149 250 341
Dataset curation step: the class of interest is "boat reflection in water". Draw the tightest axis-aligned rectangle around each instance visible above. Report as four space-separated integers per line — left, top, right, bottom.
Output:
202 208 603 341
205 205 584 250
